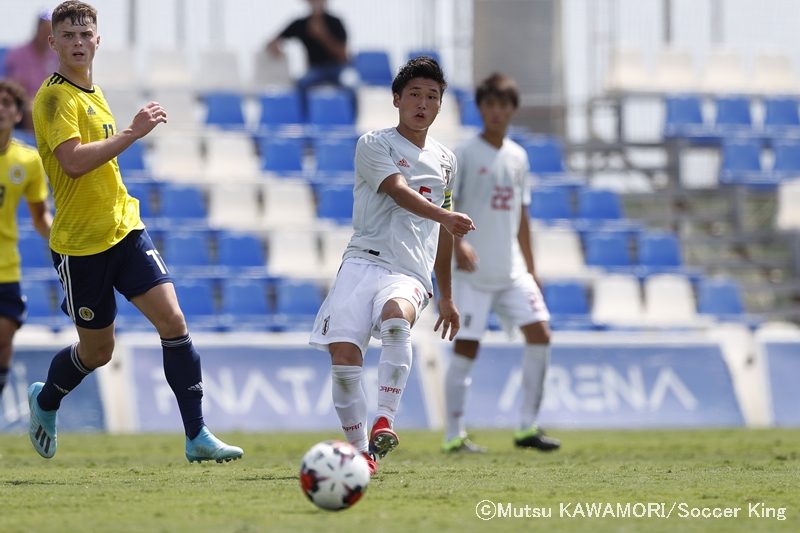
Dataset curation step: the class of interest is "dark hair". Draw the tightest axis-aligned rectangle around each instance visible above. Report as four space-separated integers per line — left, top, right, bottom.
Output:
51 0 97 29
475 73 520 109
391 56 447 98
0 79 28 114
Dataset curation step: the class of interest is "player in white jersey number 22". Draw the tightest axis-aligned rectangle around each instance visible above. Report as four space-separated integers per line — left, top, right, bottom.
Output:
443 73 560 454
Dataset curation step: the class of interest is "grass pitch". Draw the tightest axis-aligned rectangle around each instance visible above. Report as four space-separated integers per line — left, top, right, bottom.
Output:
0 428 798 532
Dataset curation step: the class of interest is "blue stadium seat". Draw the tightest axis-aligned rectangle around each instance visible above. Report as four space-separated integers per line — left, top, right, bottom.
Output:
543 281 594 330
161 231 213 273
407 49 441 64
220 278 272 330
259 136 305 174
697 278 744 318
258 90 303 131
314 137 356 172
117 140 147 175
529 187 572 221
459 95 482 127
22 280 70 331
577 189 622 220
771 139 800 180
217 232 267 273
718 138 776 187
635 230 702 279
203 91 246 129
584 231 631 268
663 95 708 141
763 97 800 137
174 279 220 329
18 233 51 269
21 280 54 319
637 231 681 268
523 136 565 175
125 182 154 219
713 96 753 136
307 87 355 130
353 51 393 86
221 278 270 315
317 184 354 224
159 184 207 222
273 279 323 331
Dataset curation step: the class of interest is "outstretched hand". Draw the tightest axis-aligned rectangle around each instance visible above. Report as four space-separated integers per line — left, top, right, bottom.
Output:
130 101 167 139
442 211 476 238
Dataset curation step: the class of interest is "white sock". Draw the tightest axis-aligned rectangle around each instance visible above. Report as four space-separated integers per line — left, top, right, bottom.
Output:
374 318 412 426
444 353 474 441
331 365 368 452
520 343 550 430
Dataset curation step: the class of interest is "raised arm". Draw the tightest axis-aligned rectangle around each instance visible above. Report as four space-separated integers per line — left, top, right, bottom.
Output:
53 101 167 179
378 174 475 237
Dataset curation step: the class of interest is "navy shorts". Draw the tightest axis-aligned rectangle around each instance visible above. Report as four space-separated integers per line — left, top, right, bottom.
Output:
0 282 26 326
51 229 173 329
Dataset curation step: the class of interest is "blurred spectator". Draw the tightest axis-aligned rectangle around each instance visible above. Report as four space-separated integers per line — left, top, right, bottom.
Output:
266 0 349 116
3 10 59 131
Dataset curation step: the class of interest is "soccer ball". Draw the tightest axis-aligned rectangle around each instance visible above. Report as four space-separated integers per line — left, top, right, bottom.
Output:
299 440 370 511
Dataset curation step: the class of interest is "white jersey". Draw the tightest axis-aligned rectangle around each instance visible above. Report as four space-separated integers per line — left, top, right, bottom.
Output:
453 135 530 290
343 127 456 295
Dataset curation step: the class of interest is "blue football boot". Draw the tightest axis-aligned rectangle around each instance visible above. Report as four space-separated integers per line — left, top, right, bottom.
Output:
185 426 243 463
28 382 57 459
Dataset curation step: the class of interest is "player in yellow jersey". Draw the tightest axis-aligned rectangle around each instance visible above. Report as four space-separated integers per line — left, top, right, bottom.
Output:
27 1 242 463
0 80 52 399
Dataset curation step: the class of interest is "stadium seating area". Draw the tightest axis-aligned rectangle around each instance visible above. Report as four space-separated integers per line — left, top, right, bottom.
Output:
11 44 797 334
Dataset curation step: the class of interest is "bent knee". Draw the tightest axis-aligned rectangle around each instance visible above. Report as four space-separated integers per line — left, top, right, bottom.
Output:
329 342 363 366
154 311 188 339
522 321 551 345
79 341 115 369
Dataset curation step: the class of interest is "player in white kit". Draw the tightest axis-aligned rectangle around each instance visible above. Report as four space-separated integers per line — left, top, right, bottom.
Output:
309 56 476 475
442 73 560 453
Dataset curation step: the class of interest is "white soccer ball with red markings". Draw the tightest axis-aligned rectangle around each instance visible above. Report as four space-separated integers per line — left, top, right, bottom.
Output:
299 440 370 511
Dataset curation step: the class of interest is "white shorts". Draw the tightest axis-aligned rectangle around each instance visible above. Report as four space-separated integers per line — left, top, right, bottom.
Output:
309 258 430 356
453 273 550 341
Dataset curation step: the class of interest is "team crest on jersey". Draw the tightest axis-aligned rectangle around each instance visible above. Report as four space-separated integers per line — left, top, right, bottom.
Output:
440 164 453 185
8 165 25 184
322 316 330 335
78 307 95 321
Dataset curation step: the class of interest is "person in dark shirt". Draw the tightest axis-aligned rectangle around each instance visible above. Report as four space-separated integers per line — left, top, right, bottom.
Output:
266 0 349 117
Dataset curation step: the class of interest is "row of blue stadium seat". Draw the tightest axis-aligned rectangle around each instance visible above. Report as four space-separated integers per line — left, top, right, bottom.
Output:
18 229 269 275
21 277 324 333
543 277 747 330
21 274 746 333
12 127 574 186
664 94 800 143
18 224 693 282
718 137 800 187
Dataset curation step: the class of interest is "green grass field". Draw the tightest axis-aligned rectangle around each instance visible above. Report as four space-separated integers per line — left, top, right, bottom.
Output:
1 428 798 533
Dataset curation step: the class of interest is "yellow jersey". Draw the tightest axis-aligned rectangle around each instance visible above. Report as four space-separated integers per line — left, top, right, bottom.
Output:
33 73 143 256
0 138 49 282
